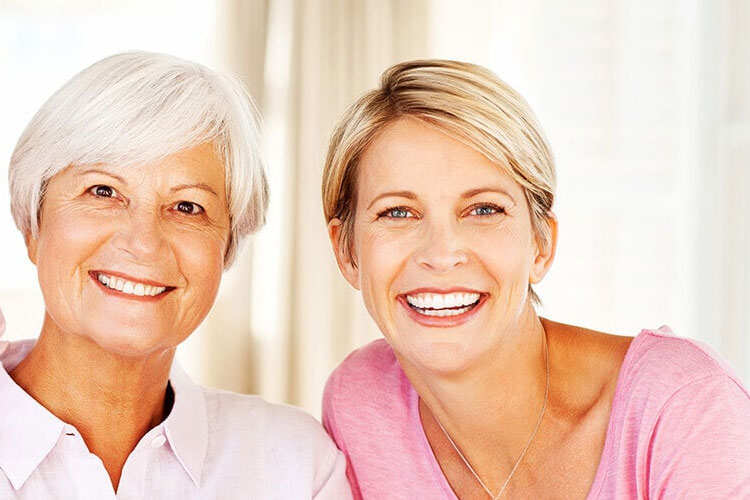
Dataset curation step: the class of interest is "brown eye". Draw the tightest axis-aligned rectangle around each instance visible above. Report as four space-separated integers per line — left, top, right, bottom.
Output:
89 185 116 198
175 201 204 215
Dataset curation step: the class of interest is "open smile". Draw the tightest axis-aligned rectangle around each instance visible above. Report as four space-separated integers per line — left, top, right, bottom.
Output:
398 289 488 327
89 271 175 301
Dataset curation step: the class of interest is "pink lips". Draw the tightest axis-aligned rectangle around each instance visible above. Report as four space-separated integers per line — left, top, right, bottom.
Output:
398 288 488 328
88 270 174 302
91 270 171 288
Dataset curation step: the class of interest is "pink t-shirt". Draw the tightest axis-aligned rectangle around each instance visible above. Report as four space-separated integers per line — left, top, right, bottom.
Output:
323 327 750 499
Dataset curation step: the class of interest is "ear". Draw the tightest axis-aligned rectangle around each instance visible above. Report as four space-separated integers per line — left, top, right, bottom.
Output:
25 231 39 266
529 212 558 285
328 218 360 290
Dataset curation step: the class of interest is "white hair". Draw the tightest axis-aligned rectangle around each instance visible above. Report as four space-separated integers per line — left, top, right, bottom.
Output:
8 51 268 266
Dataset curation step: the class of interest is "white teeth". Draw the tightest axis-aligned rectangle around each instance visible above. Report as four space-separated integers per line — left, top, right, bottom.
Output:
444 294 457 308
432 295 444 309
406 293 480 314
416 305 472 317
95 273 167 297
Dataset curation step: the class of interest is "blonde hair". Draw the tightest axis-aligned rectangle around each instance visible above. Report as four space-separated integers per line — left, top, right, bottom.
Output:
9 51 268 267
322 59 556 304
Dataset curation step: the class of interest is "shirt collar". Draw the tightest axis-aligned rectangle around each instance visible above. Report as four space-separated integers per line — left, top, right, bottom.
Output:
0 340 66 491
163 361 208 487
0 340 209 490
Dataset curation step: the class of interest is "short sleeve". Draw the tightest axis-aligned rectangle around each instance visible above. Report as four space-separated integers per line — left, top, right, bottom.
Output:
647 374 750 498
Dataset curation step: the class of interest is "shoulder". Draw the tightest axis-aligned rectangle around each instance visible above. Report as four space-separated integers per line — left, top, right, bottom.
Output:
620 326 748 399
323 339 410 413
609 328 750 493
611 326 750 445
322 339 415 453
202 387 335 454
197 388 349 496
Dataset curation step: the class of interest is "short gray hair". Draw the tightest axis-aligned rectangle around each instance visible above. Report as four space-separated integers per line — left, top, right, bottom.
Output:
8 51 268 266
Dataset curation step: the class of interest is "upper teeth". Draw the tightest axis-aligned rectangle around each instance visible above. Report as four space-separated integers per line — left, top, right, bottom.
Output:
97 273 167 297
406 292 480 310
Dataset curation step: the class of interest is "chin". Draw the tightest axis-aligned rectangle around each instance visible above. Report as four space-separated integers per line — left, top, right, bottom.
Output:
399 338 481 376
82 319 176 359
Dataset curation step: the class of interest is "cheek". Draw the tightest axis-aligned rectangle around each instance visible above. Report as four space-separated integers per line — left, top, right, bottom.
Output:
36 208 111 279
357 227 406 291
352 228 406 329
173 230 226 304
472 225 536 283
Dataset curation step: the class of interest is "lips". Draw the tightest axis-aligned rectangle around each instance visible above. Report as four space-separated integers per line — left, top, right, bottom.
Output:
399 289 487 327
89 270 174 299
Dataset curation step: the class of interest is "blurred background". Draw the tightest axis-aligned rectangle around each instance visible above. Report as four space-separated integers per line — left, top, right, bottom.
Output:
0 0 748 417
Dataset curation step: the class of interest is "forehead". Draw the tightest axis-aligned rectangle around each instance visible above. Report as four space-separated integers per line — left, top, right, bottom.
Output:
357 117 522 199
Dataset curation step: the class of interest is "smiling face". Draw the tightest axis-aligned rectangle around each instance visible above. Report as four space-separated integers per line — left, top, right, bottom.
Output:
27 143 230 358
330 118 556 374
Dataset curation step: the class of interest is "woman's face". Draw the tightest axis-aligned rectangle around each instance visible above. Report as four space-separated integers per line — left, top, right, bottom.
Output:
330 118 555 374
27 143 230 357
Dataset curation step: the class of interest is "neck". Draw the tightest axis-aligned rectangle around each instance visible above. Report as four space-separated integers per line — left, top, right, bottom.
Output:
9 314 175 491
399 305 549 480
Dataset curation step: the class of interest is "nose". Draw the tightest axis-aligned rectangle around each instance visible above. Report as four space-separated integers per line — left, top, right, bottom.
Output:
415 218 469 273
110 207 169 262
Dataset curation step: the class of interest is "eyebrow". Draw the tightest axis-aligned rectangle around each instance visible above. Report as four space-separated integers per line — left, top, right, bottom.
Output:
77 168 127 185
170 183 219 197
366 187 516 210
77 168 218 198
367 191 418 210
461 187 516 204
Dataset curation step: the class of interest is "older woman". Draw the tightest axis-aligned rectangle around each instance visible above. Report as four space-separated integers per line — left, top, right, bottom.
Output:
321 60 750 499
2 52 351 499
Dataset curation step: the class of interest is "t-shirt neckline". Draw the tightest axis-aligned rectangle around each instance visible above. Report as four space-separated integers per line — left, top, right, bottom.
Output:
408 330 651 499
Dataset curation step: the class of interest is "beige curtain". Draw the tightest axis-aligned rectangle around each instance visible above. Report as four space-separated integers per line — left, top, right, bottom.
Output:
280 0 428 413
177 0 270 395
191 0 428 414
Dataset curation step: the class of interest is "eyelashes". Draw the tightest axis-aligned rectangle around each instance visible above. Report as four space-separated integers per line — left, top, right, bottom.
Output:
377 207 416 219
174 201 205 215
466 203 505 217
89 184 117 198
377 203 506 220
86 185 205 217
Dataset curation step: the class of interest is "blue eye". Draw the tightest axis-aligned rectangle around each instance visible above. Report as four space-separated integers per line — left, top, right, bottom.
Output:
469 204 503 216
175 201 204 215
89 185 116 198
380 207 413 219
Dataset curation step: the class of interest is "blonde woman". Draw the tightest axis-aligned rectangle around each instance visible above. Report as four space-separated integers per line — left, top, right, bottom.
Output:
321 60 750 499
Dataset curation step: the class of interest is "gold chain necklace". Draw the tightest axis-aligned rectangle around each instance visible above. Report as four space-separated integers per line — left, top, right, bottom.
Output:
433 334 549 499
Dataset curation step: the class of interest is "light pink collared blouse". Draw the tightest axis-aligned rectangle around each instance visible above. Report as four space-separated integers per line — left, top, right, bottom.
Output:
0 334 352 499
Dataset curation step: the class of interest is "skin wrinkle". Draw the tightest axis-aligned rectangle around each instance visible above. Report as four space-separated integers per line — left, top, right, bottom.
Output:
11 142 230 491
